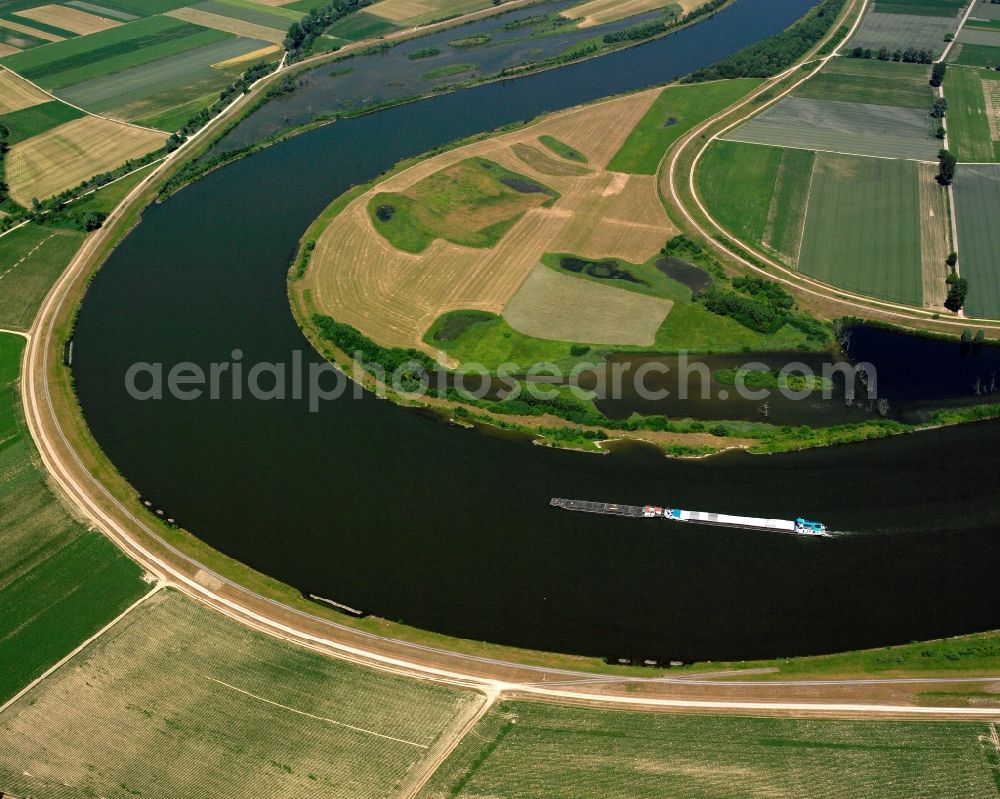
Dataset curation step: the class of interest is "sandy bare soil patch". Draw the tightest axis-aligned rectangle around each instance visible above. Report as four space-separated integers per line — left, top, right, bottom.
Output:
503 263 672 345
16 3 119 34
212 42 281 68
166 6 285 43
6 116 163 204
0 67 50 113
306 90 662 355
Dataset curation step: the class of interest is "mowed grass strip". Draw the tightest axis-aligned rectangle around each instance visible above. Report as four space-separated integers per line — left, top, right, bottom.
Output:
953 164 1000 318
325 10 402 40
416 701 998 799
798 152 923 305
0 590 481 799
607 79 762 174
502 263 673 346
0 16 233 89
0 98 85 143
0 332 149 703
369 156 559 253
794 57 933 108
944 66 995 162
6 115 163 204
765 146 815 260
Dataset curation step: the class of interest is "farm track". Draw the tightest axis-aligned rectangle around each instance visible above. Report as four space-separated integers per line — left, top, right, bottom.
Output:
12 0 1000 732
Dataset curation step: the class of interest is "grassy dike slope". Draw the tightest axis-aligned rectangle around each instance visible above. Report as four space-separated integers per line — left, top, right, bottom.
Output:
0 333 149 703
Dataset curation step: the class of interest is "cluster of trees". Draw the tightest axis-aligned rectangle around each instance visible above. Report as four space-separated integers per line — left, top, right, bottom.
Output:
0 124 10 213
684 0 845 82
602 0 728 45
732 275 795 310
931 61 946 87
848 46 935 63
696 284 789 333
285 0 369 60
167 60 279 152
312 314 437 377
937 148 957 184
946 273 969 311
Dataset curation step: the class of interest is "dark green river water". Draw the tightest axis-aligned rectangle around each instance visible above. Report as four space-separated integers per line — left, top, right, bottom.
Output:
71 0 1000 662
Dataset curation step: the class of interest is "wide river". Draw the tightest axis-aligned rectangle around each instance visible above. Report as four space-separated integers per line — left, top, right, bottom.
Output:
72 0 1000 662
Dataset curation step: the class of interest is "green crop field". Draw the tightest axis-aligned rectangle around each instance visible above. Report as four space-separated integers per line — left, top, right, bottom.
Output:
194 0 302 27
953 42 1000 67
849 9 957 52
369 157 559 253
538 134 588 162
726 96 939 160
418 701 999 799
697 140 782 245
325 10 401 40
0 99 85 143
0 590 480 799
953 164 1000 318
0 332 149 704
606 79 762 174
794 57 933 108
873 0 966 15
944 66 996 162
798 153 923 305
697 141 814 262
57 36 271 120
0 16 233 90
0 225 86 330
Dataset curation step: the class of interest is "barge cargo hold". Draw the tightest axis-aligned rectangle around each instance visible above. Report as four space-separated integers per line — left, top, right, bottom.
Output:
550 498 828 536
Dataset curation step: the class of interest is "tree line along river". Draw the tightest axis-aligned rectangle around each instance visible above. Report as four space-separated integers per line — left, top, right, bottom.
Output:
71 0 1000 662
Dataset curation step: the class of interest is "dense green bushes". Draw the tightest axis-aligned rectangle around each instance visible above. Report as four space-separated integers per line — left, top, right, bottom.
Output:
312 314 437 375
685 0 846 82
285 0 369 60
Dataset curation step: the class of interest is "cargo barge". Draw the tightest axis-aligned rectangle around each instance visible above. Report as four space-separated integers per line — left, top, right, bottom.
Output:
550 498 828 536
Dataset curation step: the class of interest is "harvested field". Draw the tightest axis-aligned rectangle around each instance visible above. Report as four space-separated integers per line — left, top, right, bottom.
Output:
211 41 280 67
918 161 950 308
416 700 998 799
511 142 591 176
953 163 1000 318
794 57 932 108
798 152 923 305
562 0 695 27
848 9 958 52
306 90 660 354
503 263 672 345
0 16 231 90
166 6 285 42
6 116 163 204
0 16 64 42
0 42 19 56
15 3 120 34
0 590 481 799
365 0 492 24
58 36 270 117
725 96 939 160
0 66 49 112
944 66 995 162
